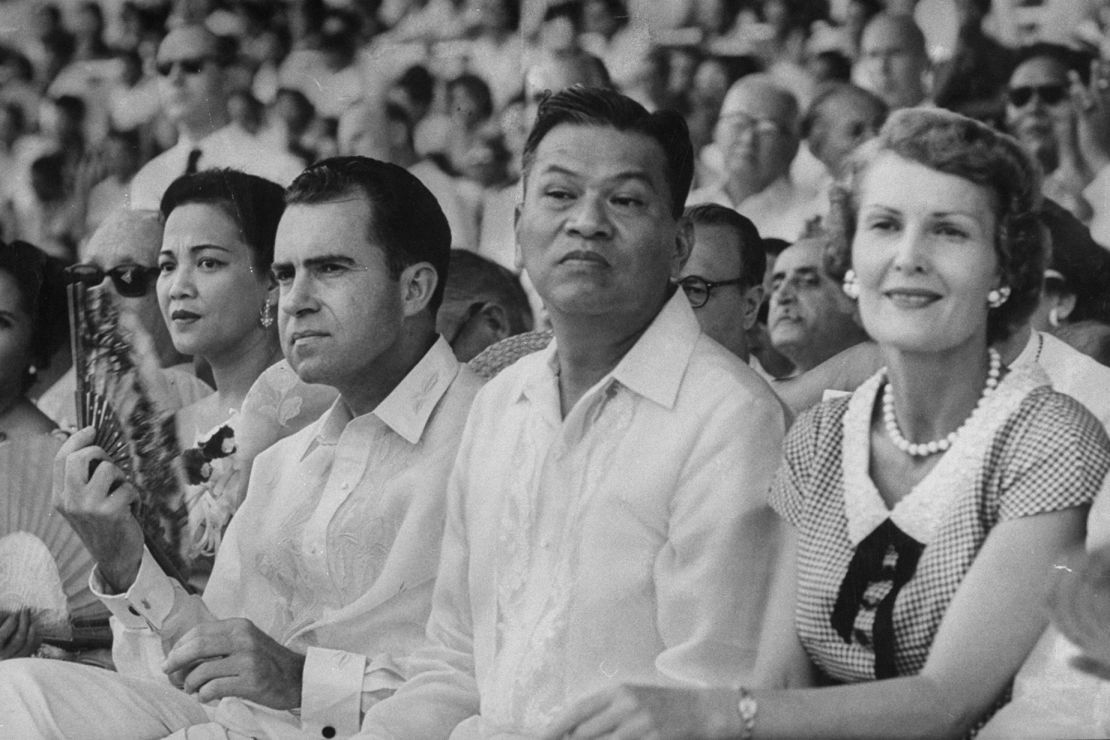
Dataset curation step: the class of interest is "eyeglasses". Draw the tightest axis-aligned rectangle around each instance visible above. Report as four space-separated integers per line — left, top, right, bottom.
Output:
64 263 161 298
719 112 788 139
1006 84 1068 108
156 57 213 77
678 275 745 309
445 301 488 346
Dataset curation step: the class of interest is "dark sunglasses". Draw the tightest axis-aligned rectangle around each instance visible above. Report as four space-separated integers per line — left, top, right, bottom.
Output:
1006 84 1068 108
156 57 212 77
64 263 161 298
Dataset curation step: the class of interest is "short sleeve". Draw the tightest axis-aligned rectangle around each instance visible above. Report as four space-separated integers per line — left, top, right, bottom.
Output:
768 403 825 527
997 391 1110 521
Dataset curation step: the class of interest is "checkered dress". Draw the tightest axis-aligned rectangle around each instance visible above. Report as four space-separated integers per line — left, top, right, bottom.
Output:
769 362 1110 684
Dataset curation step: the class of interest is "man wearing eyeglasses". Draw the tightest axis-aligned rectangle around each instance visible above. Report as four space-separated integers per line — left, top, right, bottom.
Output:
677 204 765 363
687 75 820 241
128 24 302 211
36 209 213 428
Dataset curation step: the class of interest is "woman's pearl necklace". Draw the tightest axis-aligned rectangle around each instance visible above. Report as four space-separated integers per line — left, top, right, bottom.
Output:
882 348 1001 457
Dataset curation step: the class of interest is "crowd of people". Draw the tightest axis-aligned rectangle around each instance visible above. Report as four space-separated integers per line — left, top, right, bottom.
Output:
0 0 1109 738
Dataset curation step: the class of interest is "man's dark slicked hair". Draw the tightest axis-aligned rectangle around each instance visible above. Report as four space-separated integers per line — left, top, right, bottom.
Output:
285 156 452 313
683 203 765 289
160 168 286 272
522 86 694 219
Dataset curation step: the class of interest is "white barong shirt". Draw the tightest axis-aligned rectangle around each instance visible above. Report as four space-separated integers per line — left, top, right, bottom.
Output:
359 293 787 739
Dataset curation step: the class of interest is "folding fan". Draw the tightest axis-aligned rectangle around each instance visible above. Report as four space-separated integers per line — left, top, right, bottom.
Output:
67 281 190 589
0 435 110 647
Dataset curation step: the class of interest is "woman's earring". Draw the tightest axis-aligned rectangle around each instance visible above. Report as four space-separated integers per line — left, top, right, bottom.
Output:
27 364 36 377
842 269 860 300
987 286 1011 309
1049 307 1060 327
259 300 274 328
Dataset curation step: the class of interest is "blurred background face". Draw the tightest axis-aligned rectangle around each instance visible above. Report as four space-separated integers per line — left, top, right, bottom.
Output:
155 26 225 128
0 269 34 401
716 85 799 191
158 203 270 361
857 19 927 109
1005 56 1070 168
808 93 882 177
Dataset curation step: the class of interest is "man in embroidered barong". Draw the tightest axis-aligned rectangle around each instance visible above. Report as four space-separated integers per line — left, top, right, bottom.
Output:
0 157 484 739
356 86 787 739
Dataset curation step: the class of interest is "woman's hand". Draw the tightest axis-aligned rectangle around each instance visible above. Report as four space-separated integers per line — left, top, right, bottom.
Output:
542 684 742 740
1069 62 1110 175
0 609 42 660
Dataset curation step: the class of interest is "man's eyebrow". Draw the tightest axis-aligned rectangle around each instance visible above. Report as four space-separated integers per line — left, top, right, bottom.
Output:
537 164 659 190
303 254 359 269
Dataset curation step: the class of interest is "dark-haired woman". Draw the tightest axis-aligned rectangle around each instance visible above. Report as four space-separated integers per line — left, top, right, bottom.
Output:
155 169 285 575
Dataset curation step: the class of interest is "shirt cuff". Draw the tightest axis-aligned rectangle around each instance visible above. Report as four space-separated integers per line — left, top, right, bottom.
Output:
301 646 366 739
90 547 177 631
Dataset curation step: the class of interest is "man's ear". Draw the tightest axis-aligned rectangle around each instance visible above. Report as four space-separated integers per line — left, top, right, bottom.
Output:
400 261 438 317
1055 292 1078 323
741 284 764 331
513 202 525 271
671 217 694 280
478 302 512 341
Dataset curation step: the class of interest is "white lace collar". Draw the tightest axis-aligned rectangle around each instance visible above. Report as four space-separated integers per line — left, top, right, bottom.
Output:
842 361 1049 546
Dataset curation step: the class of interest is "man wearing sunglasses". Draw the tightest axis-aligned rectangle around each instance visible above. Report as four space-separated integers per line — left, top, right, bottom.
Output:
36 209 213 428
128 24 302 210
1004 43 1096 223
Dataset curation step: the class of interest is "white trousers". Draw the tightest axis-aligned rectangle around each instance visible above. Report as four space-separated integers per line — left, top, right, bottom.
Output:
0 658 210 739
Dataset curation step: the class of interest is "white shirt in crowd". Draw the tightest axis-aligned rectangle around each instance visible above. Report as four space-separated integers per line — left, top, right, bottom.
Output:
686 174 822 242
128 124 305 210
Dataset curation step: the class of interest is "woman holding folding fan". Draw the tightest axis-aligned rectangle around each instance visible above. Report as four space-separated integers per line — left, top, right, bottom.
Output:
0 239 103 660
547 109 1110 739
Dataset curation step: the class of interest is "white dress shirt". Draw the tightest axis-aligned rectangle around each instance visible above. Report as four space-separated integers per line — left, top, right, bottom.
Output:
128 125 306 211
686 174 822 242
91 338 483 738
359 292 787 739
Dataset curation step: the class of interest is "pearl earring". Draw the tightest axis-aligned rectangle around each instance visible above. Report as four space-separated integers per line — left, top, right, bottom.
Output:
842 269 860 300
987 286 1011 309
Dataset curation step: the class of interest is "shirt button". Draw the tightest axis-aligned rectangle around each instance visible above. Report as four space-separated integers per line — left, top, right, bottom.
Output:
321 726 336 738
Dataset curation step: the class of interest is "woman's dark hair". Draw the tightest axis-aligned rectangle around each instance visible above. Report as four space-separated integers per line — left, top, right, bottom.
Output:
0 240 68 390
159 169 286 272
826 107 1046 344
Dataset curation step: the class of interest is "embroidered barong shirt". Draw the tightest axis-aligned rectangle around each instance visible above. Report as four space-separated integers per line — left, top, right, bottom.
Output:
92 338 483 738
359 293 787 739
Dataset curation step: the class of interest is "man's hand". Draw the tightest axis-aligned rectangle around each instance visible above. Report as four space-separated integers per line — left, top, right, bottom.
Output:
0 610 42 660
542 684 743 740
162 618 306 709
52 427 145 593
